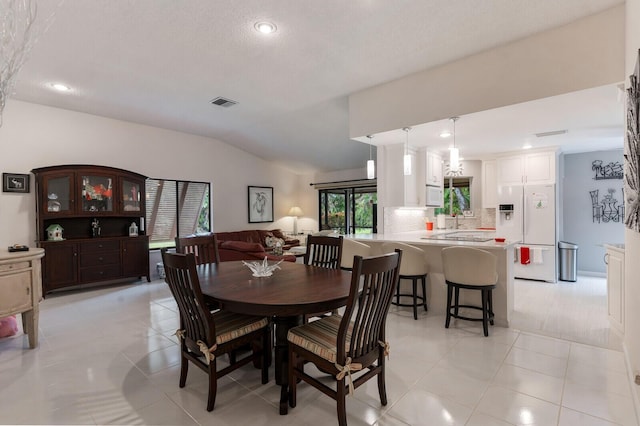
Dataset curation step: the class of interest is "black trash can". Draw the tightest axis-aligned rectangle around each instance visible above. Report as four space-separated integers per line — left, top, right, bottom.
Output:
558 241 578 282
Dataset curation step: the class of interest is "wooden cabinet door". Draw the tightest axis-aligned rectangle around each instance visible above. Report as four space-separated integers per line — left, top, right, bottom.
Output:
120 175 145 216
40 171 76 216
122 237 149 279
78 171 117 215
41 242 78 292
0 269 32 315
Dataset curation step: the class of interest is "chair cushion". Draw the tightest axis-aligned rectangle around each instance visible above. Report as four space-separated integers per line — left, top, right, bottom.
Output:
212 310 269 344
287 315 353 363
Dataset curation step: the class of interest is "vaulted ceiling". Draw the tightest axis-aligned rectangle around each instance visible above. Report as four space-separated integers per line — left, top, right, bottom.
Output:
12 0 624 173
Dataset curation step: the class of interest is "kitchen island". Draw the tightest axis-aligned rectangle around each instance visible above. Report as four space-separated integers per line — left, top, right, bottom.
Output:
344 230 516 327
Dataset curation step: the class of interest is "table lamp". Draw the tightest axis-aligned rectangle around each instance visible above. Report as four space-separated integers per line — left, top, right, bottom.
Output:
288 206 304 235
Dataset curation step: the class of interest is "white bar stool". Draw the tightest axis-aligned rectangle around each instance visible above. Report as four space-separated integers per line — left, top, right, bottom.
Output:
441 246 498 336
340 239 372 270
381 242 428 320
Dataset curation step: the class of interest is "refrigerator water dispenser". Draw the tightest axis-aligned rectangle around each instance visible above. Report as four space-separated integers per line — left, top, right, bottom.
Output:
499 204 514 220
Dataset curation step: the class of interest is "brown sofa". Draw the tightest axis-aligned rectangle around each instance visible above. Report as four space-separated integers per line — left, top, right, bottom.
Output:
214 229 300 262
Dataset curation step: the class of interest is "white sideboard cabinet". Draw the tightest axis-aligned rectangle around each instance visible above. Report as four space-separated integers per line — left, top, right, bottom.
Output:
0 248 45 348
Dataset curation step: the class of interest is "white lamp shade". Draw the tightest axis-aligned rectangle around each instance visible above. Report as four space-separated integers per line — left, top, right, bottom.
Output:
403 154 412 175
288 206 304 217
449 147 460 172
367 159 375 179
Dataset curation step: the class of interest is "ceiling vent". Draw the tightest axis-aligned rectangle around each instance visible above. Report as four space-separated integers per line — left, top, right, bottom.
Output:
535 130 567 138
210 97 237 108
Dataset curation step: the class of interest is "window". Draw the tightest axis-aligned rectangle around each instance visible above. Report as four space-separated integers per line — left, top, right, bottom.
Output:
318 186 377 234
443 176 471 216
145 178 210 249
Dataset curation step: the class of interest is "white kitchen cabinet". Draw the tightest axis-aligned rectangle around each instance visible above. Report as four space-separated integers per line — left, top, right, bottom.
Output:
403 151 419 206
425 150 443 188
605 245 625 334
497 151 556 185
482 160 497 208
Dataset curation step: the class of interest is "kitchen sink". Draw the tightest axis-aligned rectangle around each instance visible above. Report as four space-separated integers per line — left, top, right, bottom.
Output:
421 231 495 242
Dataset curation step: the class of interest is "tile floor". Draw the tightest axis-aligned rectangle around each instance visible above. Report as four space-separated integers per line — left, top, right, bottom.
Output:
0 276 637 425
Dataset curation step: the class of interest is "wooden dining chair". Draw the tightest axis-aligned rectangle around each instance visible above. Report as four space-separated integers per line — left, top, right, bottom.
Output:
175 234 220 265
287 249 402 426
304 235 343 269
161 250 270 411
175 234 221 311
303 235 344 320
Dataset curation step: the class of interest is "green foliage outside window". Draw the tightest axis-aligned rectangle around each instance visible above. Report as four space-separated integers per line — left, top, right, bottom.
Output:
443 187 470 216
320 188 376 234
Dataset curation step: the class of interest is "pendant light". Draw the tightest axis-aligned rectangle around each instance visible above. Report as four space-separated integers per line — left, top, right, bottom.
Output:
402 127 412 176
366 135 375 179
449 117 460 173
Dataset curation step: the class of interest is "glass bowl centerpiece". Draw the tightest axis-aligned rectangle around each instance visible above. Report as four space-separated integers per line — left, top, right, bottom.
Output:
242 257 284 277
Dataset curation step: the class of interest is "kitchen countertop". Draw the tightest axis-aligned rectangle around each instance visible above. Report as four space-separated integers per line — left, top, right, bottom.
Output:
343 230 517 249
604 243 625 253
340 229 516 327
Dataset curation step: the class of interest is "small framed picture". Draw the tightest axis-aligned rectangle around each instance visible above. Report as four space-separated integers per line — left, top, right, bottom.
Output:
3 173 30 193
248 186 274 223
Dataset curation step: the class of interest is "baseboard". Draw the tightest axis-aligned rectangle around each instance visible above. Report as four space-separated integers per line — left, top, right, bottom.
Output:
577 270 606 278
623 343 640 425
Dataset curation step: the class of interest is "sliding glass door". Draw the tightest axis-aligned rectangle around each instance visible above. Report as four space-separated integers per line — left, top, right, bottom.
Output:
319 186 377 234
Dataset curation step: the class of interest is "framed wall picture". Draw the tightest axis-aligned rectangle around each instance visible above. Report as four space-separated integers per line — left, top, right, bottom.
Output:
3 173 30 193
248 186 274 223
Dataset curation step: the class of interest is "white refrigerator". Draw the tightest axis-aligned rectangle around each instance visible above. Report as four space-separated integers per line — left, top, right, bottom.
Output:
497 184 557 282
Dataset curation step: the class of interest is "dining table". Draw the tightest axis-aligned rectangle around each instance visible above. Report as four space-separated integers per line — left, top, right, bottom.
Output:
196 260 352 415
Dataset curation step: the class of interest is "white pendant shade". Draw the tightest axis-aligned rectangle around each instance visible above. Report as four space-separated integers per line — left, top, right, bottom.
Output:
449 147 460 172
403 127 412 176
366 135 375 179
403 154 412 175
367 159 375 179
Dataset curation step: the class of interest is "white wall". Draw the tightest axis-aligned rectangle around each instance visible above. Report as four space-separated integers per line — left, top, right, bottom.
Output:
625 0 640 400
0 100 302 247
563 150 625 274
349 5 624 138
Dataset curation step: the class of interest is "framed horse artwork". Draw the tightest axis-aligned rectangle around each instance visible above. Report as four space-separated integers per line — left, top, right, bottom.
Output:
248 185 274 223
3 173 30 193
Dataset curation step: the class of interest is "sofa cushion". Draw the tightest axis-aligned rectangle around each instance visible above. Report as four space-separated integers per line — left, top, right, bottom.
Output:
219 240 264 252
271 229 286 239
216 230 263 245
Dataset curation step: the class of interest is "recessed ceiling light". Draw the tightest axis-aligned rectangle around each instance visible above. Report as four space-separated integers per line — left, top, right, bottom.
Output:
254 21 276 34
440 130 451 138
523 143 533 150
51 83 71 92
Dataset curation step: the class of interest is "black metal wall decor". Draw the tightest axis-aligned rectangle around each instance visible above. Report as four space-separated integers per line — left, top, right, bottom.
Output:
625 49 640 232
592 160 623 180
590 188 624 223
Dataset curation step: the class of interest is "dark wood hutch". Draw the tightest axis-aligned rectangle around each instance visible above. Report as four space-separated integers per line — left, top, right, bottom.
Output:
32 165 150 294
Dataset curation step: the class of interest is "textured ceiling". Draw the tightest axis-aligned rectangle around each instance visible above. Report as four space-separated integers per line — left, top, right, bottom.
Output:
12 0 624 173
